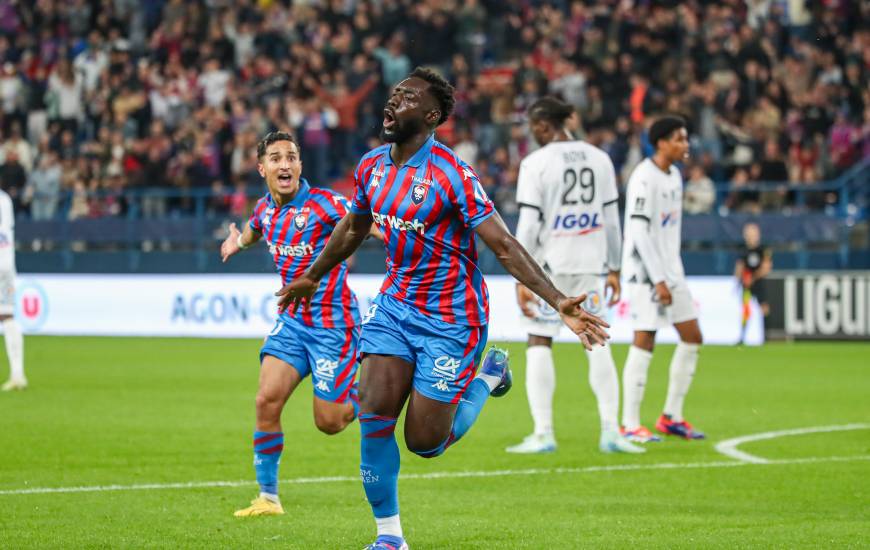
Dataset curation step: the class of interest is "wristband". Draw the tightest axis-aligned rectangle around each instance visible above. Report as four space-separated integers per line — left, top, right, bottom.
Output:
237 234 250 250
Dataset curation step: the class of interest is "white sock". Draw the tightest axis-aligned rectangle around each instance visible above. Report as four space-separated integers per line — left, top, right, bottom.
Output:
376 514 403 538
663 342 700 422
525 345 555 436
622 345 653 430
3 318 24 382
259 491 280 503
475 371 502 393
586 343 619 433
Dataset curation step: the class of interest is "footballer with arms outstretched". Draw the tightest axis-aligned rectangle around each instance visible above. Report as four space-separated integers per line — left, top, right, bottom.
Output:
507 97 644 455
620 116 706 443
221 131 370 517
276 68 610 550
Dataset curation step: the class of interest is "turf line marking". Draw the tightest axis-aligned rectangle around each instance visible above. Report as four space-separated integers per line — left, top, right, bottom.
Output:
714 423 870 464
2 455 868 496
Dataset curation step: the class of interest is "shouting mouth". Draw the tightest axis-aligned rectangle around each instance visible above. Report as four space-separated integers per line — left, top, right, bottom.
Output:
383 109 396 130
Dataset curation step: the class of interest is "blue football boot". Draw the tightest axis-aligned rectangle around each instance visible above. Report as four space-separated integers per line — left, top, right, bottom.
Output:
479 346 512 397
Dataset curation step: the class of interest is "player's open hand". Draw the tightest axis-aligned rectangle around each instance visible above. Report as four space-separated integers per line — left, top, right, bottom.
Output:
605 270 621 306
275 274 320 314
557 294 610 350
220 223 242 263
515 284 539 318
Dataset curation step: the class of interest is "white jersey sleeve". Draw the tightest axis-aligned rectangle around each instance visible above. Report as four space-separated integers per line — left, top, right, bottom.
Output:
0 190 16 272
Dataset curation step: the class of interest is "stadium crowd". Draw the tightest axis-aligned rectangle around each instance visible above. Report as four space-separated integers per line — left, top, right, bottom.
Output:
0 0 867 222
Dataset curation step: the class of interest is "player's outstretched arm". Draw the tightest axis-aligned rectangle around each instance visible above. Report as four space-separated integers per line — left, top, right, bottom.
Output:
475 213 609 349
221 223 261 263
276 210 374 313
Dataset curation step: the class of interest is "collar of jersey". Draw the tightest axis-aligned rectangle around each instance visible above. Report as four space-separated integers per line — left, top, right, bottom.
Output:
269 178 311 210
383 134 435 168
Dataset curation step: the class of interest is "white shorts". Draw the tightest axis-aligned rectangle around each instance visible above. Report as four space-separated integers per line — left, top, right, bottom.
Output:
520 273 605 339
0 271 14 315
627 280 697 332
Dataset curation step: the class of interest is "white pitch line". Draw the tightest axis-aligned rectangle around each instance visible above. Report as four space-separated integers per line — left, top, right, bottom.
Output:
714 423 870 464
2 455 868 496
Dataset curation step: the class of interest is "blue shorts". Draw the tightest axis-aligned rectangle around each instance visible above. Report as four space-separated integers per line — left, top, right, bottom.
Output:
260 315 360 404
358 293 489 404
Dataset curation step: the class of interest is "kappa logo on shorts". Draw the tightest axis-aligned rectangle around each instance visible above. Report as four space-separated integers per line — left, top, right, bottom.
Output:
315 380 329 392
314 358 339 381
432 356 460 390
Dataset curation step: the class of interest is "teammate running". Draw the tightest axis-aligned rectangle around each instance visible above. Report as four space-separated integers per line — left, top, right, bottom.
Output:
221 132 364 517
620 116 706 443
507 97 643 455
276 68 610 550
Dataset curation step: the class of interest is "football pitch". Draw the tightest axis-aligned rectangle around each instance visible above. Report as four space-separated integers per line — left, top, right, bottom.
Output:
1 337 868 549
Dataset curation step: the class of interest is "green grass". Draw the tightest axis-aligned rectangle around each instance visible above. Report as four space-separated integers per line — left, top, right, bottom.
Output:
1 337 868 549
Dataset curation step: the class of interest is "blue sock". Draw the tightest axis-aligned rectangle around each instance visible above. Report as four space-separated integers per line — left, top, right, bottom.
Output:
359 414 400 518
415 378 491 458
253 431 284 496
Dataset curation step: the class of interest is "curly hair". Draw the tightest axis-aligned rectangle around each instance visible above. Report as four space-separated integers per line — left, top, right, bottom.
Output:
409 67 455 126
648 116 687 149
256 131 299 159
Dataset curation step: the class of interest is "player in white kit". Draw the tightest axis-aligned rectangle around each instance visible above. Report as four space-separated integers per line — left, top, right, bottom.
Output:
0 187 25 391
506 97 643 454
620 116 705 442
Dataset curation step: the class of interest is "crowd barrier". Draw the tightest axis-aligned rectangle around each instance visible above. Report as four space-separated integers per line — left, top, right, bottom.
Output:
12 274 763 345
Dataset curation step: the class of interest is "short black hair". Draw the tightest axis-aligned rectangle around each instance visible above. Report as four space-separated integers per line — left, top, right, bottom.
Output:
528 96 575 126
648 115 687 149
257 131 299 159
409 67 455 126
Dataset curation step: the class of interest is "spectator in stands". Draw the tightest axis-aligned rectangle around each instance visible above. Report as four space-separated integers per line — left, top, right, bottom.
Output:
0 62 24 134
25 151 61 220
683 165 716 215
0 147 27 212
725 167 760 214
46 59 84 135
0 0 861 228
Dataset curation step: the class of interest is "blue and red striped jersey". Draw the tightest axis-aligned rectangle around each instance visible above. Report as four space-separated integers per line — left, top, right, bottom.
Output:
249 179 360 328
349 135 495 327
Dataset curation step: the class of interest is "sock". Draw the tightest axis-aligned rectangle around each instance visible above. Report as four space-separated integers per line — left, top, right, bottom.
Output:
360 414 400 521
663 342 700 422
586 343 619 433
622 346 653 430
3 319 23 381
375 515 403 539
475 371 502 392
415 377 491 458
253 431 283 498
525 345 555 436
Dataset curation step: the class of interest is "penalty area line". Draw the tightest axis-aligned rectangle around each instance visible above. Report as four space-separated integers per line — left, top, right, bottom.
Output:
1 455 868 496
